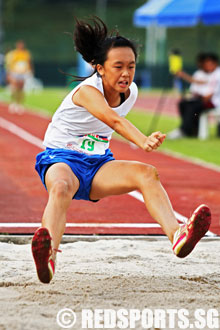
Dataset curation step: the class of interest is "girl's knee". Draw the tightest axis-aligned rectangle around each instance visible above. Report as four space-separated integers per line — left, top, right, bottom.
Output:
136 163 160 186
50 179 74 200
149 165 159 180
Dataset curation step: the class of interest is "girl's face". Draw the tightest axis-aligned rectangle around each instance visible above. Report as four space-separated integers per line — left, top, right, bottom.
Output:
97 47 136 94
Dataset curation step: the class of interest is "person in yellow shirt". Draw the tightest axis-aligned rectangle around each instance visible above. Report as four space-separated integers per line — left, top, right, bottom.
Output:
5 40 33 113
168 48 183 92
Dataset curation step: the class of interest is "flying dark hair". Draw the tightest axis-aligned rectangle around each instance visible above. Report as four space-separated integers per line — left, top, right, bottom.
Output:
72 16 138 80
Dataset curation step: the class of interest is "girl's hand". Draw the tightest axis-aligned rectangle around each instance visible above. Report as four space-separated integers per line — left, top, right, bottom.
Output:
142 131 166 152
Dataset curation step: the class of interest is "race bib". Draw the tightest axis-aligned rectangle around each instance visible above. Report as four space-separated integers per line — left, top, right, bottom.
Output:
66 134 109 155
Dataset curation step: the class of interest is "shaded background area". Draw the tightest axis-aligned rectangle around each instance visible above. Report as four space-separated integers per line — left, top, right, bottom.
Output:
2 0 220 87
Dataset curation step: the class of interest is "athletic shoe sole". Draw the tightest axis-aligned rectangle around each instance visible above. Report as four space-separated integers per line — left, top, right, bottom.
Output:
31 227 54 284
173 204 211 258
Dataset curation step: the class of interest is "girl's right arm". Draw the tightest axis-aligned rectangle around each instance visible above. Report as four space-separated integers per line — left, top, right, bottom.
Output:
72 85 166 152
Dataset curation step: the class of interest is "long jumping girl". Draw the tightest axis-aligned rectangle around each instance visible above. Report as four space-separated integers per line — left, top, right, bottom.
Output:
32 17 211 284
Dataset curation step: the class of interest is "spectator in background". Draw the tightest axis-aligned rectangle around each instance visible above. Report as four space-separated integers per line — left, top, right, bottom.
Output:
167 53 220 139
169 48 183 93
5 40 33 114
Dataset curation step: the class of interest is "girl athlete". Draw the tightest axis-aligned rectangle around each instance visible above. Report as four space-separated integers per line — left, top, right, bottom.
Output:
32 17 211 284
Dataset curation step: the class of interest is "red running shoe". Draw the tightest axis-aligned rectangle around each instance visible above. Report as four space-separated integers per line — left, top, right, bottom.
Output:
172 204 211 258
32 227 55 284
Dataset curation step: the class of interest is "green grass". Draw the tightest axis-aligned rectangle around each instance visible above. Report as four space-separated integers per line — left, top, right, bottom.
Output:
1 87 219 167
0 87 68 116
24 88 68 115
162 138 220 166
127 110 220 166
127 109 180 135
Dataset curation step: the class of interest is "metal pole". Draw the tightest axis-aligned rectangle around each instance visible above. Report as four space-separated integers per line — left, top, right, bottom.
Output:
96 0 107 21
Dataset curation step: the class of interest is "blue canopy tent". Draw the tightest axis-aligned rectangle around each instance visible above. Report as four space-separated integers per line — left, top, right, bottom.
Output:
134 0 173 27
134 0 169 66
133 0 220 131
133 0 220 65
134 0 220 27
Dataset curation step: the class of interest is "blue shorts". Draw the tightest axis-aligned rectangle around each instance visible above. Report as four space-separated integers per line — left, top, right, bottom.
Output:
35 148 115 202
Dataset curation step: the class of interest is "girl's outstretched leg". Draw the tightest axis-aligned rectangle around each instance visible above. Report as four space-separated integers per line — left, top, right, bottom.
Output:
90 160 180 241
32 163 79 283
90 160 211 257
138 167 211 257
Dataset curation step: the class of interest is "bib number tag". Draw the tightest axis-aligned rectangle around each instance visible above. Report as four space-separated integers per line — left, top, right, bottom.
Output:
66 135 109 155
80 138 95 152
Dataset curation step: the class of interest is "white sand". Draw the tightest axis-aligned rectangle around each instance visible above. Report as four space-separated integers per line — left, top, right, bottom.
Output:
0 238 220 330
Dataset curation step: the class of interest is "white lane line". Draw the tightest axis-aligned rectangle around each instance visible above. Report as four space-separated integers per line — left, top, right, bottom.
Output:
0 116 44 149
128 191 216 237
128 190 187 222
0 116 216 237
0 223 160 228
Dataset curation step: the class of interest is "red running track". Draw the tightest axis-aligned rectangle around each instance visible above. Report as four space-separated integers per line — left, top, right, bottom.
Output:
0 102 219 236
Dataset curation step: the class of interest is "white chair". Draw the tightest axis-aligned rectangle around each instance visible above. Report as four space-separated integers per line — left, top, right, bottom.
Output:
198 108 220 140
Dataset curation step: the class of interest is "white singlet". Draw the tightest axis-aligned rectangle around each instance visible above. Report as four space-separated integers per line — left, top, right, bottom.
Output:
43 73 138 155
190 67 220 107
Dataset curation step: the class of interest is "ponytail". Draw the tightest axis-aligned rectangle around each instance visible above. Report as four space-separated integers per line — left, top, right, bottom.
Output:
71 16 138 81
73 16 107 65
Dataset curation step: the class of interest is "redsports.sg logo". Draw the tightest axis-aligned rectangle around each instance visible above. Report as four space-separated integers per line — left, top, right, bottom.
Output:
56 307 219 329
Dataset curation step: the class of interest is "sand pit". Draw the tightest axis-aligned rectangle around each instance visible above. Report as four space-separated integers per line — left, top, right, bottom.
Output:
0 238 220 330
